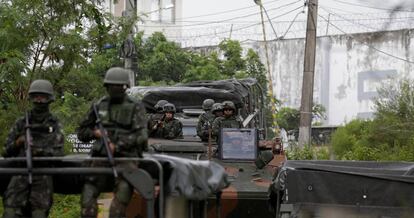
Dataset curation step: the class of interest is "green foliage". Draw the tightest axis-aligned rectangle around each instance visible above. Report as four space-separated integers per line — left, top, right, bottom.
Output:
275 103 327 131
137 32 190 82
49 194 81 218
286 146 330 160
218 39 245 77
0 0 130 147
331 79 414 161
276 107 300 131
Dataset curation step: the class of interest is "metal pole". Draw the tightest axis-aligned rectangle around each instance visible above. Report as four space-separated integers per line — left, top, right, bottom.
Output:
325 13 330 36
123 0 137 87
261 6 278 39
298 0 318 148
257 0 279 137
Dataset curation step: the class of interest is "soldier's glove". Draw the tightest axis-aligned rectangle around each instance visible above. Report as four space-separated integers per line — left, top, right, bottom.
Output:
152 121 163 130
15 135 27 147
93 129 104 138
109 142 116 155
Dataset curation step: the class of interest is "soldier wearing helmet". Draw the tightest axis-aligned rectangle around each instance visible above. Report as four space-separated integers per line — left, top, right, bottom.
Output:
196 99 215 141
148 100 169 136
3 80 64 218
152 103 183 139
211 103 224 118
212 100 242 140
77 67 148 218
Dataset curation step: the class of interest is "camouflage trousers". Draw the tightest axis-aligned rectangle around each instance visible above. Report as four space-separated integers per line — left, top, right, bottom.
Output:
2 175 53 218
81 161 137 218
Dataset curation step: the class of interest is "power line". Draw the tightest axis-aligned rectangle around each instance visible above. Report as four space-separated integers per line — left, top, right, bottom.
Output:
318 14 414 64
169 5 305 40
174 0 285 21
329 0 414 13
280 10 304 39
320 6 380 31
140 0 303 28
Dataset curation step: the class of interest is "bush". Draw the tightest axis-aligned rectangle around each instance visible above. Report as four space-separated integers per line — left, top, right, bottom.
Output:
330 79 414 162
331 119 371 158
286 145 330 160
49 194 81 218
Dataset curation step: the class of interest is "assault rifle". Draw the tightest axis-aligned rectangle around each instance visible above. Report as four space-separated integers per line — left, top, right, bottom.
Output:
92 104 118 178
152 114 166 130
24 112 33 184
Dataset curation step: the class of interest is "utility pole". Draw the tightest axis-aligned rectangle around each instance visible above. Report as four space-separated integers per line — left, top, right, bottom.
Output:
254 0 279 137
298 0 318 148
121 0 138 87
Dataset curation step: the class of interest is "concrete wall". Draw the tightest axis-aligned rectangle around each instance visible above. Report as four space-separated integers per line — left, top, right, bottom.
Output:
246 29 414 125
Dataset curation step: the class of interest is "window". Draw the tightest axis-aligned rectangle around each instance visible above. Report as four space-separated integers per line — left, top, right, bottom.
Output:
220 128 258 161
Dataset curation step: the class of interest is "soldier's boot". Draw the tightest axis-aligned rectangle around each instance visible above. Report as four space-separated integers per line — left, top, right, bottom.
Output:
81 183 99 218
109 197 128 218
31 209 48 218
109 180 132 218
3 207 23 218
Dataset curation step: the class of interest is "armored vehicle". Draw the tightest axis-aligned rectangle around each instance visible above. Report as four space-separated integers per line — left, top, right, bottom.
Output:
128 78 286 218
269 160 414 218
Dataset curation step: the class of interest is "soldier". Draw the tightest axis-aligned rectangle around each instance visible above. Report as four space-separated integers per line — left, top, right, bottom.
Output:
211 102 223 118
196 99 215 141
212 101 242 141
2 79 64 218
148 99 168 136
77 67 148 218
152 103 183 139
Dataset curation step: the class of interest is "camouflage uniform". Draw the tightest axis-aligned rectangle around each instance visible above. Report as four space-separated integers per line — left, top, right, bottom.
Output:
212 101 242 139
152 103 183 139
2 80 64 218
196 111 215 141
77 67 148 218
148 100 168 137
196 99 215 141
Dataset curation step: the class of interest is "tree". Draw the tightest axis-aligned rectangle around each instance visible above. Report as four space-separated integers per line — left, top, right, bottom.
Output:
218 39 245 77
330 79 414 161
137 32 190 82
0 0 131 151
276 104 326 132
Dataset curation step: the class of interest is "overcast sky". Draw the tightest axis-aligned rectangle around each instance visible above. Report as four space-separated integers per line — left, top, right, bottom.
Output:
164 0 414 46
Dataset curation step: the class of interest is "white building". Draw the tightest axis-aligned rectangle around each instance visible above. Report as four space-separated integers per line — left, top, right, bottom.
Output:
102 0 183 40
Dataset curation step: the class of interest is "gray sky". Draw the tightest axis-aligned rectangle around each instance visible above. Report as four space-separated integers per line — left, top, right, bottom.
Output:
163 0 414 46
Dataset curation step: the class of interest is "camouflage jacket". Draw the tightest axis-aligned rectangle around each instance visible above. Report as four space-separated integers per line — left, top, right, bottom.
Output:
4 111 65 157
196 111 215 141
153 118 183 139
147 113 165 137
77 96 148 157
211 115 242 137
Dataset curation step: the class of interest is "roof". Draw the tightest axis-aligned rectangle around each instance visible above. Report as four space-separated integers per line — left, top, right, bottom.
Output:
128 78 260 112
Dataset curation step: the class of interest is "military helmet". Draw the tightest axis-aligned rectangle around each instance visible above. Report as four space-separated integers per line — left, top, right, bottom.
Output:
154 100 169 112
202 99 215 110
103 67 130 87
222 101 236 111
28 79 55 101
211 103 223 113
163 103 176 113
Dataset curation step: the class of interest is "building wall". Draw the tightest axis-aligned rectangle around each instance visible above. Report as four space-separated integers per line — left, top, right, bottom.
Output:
247 29 414 125
104 0 183 39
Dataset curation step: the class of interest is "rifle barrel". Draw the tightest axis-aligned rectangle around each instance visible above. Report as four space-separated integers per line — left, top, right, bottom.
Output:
93 104 118 178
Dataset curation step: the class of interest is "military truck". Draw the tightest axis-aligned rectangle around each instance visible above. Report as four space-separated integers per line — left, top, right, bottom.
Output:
128 78 286 218
269 160 414 218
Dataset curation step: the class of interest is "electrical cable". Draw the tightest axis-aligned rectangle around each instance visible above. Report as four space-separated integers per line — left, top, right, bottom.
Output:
320 6 380 31
139 0 303 28
329 0 414 13
280 10 304 39
179 5 305 40
174 0 284 21
318 14 414 64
